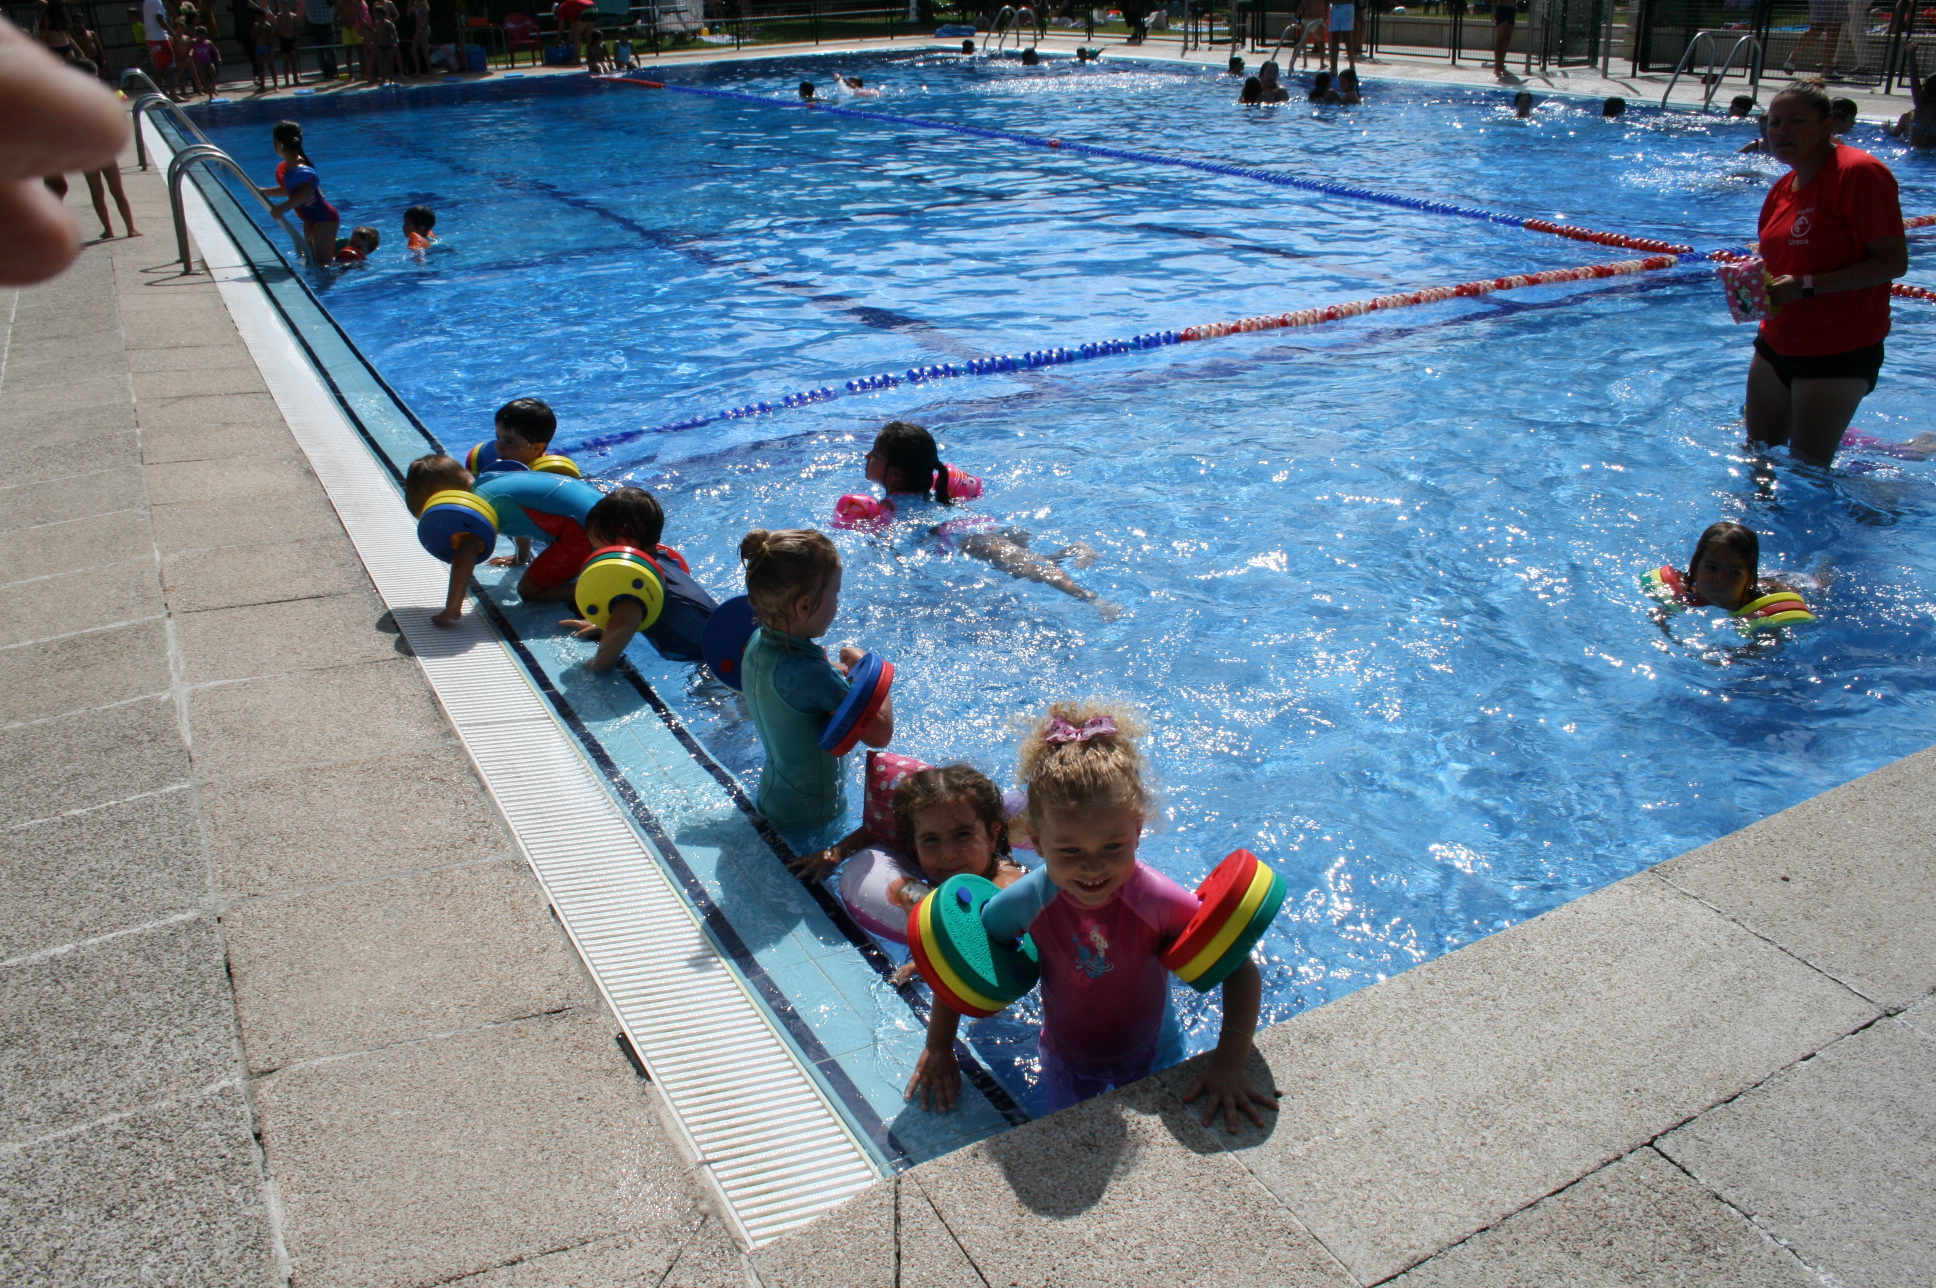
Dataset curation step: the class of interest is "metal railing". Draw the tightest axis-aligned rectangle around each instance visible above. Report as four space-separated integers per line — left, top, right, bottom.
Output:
1660 29 1762 111
984 5 1041 52
126 86 214 172
167 143 313 271
1264 20 1323 72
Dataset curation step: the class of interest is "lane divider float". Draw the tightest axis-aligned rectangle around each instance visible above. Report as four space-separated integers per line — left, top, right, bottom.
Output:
573 249 1722 454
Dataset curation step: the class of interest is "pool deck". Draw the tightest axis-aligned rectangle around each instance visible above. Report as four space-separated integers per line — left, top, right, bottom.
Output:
3 91 1933 1287
191 30 1926 122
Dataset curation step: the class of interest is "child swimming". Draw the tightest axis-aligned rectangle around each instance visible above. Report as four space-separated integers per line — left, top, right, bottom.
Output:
1643 520 1820 634
333 225 380 264
737 528 894 834
907 703 1278 1129
842 421 1115 614
403 204 437 250
558 485 718 669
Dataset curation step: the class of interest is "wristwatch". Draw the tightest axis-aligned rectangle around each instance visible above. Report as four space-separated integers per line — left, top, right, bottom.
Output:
1800 274 1817 299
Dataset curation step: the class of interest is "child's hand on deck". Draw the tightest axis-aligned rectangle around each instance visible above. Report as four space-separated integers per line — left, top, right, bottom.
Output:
487 554 525 568
1182 1060 1279 1135
560 618 602 640
905 1044 961 1112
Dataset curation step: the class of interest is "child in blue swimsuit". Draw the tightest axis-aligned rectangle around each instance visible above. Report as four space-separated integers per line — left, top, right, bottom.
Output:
260 120 339 266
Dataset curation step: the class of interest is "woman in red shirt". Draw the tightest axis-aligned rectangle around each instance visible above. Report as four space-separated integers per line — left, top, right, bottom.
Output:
1748 83 1908 467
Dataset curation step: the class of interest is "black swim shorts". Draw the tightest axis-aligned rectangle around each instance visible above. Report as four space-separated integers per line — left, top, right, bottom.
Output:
1753 335 1885 393
1493 3 1515 23
280 35 298 52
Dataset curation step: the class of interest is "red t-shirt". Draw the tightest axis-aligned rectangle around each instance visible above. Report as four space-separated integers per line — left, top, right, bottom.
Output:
557 0 597 23
1757 145 1902 356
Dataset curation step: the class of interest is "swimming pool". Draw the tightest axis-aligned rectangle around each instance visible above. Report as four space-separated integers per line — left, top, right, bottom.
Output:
189 52 1936 1163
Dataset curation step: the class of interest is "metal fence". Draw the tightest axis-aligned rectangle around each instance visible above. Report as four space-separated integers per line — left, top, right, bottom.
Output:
1631 0 1932 88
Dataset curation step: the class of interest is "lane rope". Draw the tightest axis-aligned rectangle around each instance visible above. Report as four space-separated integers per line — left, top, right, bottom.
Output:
574 248 1732 454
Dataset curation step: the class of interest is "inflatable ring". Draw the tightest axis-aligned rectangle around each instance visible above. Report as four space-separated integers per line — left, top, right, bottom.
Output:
653 543 690 574
906 874 1038 1018
532 454 582 477
574 546 665 629
702 595 759 691
818 652 894 755
465 441 502 474
1159 849 1287 993
838 845 931 944
417 489 498 564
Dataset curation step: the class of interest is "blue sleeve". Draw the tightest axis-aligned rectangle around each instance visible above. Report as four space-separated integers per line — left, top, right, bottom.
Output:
981 864 1058 942
773 651 849 715
283 164 317 190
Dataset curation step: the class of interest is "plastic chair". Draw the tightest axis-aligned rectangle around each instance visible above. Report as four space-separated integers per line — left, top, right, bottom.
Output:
503 11 542 64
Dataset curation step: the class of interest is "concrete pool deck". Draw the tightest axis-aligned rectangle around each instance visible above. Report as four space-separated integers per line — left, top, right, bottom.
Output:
191 29 1927 122
2 129 1933 1287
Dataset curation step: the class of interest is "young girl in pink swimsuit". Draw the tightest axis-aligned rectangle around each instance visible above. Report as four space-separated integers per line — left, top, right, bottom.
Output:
906 702 1279 1129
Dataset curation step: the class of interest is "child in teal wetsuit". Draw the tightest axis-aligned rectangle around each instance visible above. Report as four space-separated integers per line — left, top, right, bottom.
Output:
737 528 894 835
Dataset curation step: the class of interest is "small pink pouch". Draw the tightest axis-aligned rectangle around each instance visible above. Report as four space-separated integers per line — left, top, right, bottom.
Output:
863 750 932 844
1717 258 1777 324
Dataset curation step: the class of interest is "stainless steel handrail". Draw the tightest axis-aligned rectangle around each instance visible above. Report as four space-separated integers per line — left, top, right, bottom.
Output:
1661 30 1762 111
128 90 214 171
984 5 1015 51
1264 20 1317 72
167 143 313 271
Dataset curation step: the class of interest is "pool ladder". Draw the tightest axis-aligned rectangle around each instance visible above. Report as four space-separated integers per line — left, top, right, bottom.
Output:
1263 20 1319 73
984 6 1042 54
121 71 313 270
1660 30 1764 112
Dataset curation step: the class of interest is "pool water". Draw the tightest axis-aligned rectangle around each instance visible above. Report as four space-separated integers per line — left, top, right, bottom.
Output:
192 53 1936 1163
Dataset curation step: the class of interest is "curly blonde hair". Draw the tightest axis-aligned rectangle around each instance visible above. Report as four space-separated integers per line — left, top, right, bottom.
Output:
739 528 841 630
1015 701 1152 830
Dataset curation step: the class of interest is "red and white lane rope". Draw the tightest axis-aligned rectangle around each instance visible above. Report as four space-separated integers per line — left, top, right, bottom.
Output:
1178 253 1687 340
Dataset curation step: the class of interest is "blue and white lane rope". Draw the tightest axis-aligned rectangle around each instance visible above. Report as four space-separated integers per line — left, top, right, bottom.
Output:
572 248 1734 456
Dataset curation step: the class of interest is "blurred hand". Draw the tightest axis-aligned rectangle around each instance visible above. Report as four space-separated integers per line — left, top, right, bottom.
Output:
0 19 129 285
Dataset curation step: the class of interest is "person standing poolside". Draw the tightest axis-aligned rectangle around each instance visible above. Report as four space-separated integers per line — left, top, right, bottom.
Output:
1744 82 1907 467
1491 0 1514 76
1327 0 1357 74
303 0 335 79
1296 0 1327 71
333 0 364 79
275 0 301 84
1785 0 1847 75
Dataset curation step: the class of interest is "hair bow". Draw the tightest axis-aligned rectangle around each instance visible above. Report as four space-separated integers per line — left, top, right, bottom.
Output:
1044 714 1117 744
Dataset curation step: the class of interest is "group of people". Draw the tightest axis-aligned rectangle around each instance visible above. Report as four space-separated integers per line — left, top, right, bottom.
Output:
254 119 438 261
401 400 1266 1127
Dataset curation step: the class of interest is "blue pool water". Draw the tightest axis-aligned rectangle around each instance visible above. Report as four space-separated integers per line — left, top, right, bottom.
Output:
191 54 1936 1160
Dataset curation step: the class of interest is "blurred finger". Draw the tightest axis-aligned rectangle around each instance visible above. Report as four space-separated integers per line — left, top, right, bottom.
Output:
0 21 127 189
0 179 80 287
